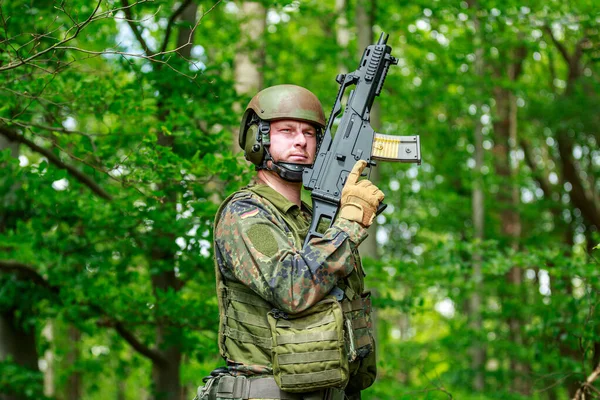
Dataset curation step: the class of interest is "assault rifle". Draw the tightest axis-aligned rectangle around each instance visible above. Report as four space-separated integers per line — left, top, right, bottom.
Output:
303 32 421 246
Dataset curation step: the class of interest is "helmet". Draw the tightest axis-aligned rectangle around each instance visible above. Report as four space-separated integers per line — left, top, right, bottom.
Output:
238 85 326 181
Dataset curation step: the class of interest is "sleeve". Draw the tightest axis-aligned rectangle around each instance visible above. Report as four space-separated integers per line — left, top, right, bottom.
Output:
215 195 368 314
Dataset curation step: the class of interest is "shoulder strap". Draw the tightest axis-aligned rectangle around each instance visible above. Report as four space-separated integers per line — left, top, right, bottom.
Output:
213 190 252 357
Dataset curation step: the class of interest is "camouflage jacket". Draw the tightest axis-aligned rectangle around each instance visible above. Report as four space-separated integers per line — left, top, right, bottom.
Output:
214 180 376 391
215 181 368 314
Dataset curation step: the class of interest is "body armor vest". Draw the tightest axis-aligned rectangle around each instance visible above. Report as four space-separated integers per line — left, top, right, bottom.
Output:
213 187 374 389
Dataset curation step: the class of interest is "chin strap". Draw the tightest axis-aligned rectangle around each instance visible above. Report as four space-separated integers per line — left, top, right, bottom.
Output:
253 119 305 182
258 148 305 182
269 161 305 182
254 118 316 183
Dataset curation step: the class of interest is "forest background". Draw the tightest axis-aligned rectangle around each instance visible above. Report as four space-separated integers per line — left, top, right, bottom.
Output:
0 0 599 399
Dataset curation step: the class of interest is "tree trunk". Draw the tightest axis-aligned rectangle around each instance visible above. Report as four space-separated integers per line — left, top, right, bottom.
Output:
546 31 600 397
492 45 528 395
0 135 18 158
233 2 266 154
0 132 40 400
0 311 39 365
65 326 82 400
150 4 199 398
42 323 55 398
0 135 19 232
175 2 198 59
469 3 485 389
0 312 39 400
234 2 265 96
335 0 349 75
150 265 182 400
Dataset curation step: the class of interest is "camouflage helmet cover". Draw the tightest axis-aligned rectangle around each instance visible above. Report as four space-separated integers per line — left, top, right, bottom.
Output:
238 84 327 152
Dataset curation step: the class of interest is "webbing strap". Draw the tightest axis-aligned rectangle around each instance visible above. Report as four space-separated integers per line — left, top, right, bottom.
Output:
206 376 303 400
352 317 368 330
216 375 246 399
280 369 342 386
343 286 356 300
276 331 338 345
277 350 340 365
227 307 270 329
225 326 272 349
355 334 372 349
342 298 364 312
276 314 336 330
247 377 302 399
228 289 271 309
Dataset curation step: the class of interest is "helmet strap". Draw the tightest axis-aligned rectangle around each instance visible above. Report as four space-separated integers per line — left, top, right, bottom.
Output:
269 160 305 182
258 147 305 183
254 117 312 183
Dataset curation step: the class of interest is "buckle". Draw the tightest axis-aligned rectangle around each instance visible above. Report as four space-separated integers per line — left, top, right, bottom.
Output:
196 376 217 400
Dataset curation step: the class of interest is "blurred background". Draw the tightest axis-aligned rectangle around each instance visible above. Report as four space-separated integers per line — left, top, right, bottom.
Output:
0 0 598 399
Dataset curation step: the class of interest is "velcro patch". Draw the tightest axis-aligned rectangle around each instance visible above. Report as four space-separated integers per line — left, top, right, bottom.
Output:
247 225 278 257
241 208 260 219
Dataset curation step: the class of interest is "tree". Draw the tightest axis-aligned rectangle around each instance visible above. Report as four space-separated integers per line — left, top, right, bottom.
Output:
1 1 244 398
1 1 598 398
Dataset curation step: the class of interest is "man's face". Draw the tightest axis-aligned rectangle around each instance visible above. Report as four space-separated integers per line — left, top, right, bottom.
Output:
268 119 318 165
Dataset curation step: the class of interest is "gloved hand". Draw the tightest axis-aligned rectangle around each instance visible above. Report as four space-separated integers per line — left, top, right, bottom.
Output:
339 160 385 228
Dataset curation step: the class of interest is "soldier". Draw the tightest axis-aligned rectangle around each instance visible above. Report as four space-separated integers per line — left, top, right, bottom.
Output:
200 85 384 400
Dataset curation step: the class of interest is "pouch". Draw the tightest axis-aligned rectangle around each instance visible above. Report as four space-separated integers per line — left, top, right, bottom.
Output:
342 291 374 362
267 297 349 393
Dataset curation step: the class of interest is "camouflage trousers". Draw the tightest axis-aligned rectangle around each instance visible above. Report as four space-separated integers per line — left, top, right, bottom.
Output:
195 375 360 400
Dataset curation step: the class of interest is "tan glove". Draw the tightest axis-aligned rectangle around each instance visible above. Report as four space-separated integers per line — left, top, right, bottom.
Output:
339 160 385 228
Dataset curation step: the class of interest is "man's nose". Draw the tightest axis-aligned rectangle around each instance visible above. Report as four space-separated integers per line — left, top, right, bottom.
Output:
293 130 306 146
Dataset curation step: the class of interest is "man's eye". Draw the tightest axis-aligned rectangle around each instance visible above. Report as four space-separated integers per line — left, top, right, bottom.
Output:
304 131 316 137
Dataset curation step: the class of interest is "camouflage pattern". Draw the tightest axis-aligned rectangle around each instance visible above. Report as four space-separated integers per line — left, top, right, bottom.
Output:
226 361 272 377
214 180 377 393
216 184 366 314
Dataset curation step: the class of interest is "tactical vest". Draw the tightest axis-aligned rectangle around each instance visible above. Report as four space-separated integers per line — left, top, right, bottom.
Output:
213 187 374 391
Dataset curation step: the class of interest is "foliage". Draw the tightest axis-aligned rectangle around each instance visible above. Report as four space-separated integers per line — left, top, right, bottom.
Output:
0 0 599 399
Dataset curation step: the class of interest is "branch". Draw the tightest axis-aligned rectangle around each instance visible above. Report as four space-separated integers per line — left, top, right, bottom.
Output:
0 259 168 365
0 260 56 291
113 321 168 365
556 130 600 229
53 46 203 85
573 363 600 400
535 372 576 393
120 0 153 55
1 117 96 139
158 0 223 61
548 47 558 92
520 138 553 198
511 44 528 81
544 25 572 65
11 68 59 120
570 36 590 79
0 0 103 72
0 87 69 109
94 0 154 22
3 0 224 91
0 125 113 201
14 20 62 54
160 0 194 54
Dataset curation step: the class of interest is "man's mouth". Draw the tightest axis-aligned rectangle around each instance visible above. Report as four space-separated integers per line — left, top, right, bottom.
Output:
289 153 309 160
